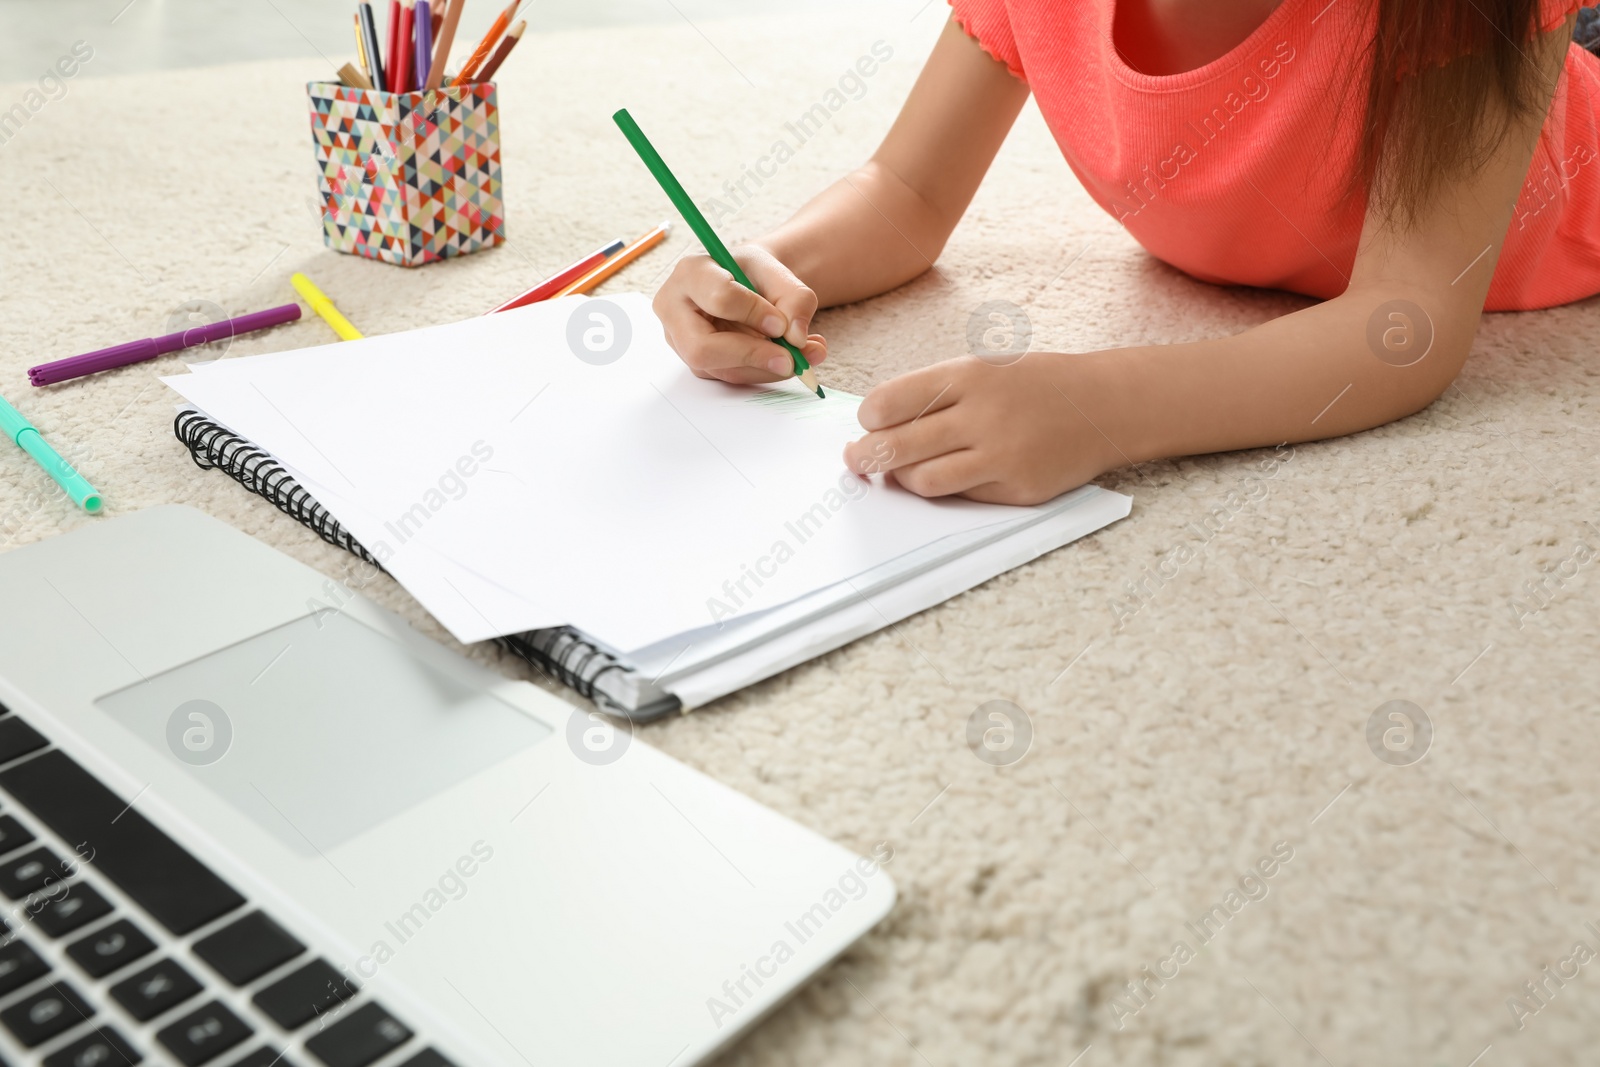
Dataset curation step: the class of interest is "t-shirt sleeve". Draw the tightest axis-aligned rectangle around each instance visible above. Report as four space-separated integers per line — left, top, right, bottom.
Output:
948 0 1026 82
1537 0 1581 32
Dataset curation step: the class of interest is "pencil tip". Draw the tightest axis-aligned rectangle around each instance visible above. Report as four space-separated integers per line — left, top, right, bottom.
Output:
815 386 825 399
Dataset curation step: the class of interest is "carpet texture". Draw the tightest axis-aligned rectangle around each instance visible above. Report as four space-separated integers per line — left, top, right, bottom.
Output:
3 10 1600 1067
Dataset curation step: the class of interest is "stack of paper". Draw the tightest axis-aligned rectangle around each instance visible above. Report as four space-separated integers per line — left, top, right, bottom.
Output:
164 293 1129 708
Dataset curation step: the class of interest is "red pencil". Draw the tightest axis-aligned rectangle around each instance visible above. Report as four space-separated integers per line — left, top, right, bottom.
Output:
384 0 403 91
393 0 416 92
488 239 626 314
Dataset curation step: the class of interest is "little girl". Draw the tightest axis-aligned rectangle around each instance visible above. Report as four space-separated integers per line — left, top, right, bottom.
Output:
652 0 1599 504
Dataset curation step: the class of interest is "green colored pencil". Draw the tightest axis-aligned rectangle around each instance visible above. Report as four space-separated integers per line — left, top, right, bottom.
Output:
612 108 823 399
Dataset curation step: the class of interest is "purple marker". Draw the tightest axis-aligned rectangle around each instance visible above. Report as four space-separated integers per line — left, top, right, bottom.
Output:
29 303 303 386
414 1 433 91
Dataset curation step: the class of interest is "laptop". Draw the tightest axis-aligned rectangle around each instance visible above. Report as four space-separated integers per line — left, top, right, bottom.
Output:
0 506 894 1067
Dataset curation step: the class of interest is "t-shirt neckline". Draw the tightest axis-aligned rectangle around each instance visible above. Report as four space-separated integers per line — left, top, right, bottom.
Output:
1103 0 1314 92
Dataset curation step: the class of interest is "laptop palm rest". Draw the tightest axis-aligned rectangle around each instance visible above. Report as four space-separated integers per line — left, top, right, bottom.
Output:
95 611 552 855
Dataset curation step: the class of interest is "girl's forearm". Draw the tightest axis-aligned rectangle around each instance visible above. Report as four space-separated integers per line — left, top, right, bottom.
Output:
1078 285 1480 466
753 159 953 308
1005 12 1552 476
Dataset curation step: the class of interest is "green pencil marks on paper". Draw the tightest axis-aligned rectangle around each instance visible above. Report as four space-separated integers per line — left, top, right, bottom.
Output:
746 387 863 431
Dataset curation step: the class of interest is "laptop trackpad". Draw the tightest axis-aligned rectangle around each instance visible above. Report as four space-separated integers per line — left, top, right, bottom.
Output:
96 611 551 855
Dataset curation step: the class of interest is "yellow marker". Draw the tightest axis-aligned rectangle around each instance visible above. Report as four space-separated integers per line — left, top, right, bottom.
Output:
290 272 363 340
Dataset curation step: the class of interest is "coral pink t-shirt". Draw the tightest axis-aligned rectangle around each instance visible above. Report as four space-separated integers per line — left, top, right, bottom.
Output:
950 0 1600 310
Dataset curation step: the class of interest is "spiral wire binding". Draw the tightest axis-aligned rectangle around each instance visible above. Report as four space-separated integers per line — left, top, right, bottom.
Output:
176 410 382 569
173 410 678 720
499 630 631 708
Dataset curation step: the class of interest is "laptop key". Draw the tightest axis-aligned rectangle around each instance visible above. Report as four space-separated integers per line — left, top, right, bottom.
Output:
0 847 71 899
0 751 245 935
0 938 51 996
42 1026 142 1067
0 718 47 765
252 959 358 1030
67 919 157 978
303 1003 412 1067
0 814 35 856
110 959 203 1022
32 882 114 938
396 1049 458 1067
1 981 94 1047
230 1049 296 1067
156 1001 252 1067
193 912 304 986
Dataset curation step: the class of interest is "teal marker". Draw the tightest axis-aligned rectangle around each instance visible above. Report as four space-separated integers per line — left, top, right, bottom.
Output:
0 394 101 513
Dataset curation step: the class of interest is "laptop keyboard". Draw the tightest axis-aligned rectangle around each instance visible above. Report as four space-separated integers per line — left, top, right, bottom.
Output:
0 702 456 1067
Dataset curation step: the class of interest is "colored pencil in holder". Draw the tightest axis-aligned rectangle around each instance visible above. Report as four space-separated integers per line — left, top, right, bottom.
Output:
427 0 464 89
384 0 403 91
452 0 517 85
476 19 523 82
414 0 433 90
359 3 387 95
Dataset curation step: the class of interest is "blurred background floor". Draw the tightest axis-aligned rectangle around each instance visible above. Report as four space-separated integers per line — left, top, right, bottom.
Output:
0 0 907 81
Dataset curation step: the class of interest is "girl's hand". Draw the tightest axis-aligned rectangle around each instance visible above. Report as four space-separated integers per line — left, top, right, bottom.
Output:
653 245 829 386
842 354 1121 506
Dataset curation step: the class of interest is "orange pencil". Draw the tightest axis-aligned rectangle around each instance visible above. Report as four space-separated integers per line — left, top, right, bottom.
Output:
476 20 524 82
554 222 672 297
452 0 518 86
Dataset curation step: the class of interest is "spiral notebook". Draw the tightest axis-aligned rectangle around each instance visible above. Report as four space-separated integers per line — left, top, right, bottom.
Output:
165 294 1132 719
176 407 687 717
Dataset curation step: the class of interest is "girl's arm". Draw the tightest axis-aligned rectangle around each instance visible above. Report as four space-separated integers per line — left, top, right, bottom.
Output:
651 21 1026 385
757 20 1029 306
842 18 1575 503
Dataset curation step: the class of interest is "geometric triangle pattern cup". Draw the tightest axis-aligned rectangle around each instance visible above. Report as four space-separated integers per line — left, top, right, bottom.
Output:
307 80 506 267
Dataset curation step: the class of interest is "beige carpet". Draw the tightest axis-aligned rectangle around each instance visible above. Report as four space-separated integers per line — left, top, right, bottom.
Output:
4 9 1600 1066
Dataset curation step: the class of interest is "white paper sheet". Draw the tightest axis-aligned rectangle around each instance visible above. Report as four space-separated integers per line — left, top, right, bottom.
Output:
164 294 1065 649
659 484 1132 707
622 485 1105 678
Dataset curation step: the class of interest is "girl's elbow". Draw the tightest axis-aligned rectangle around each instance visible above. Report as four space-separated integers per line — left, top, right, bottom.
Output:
1386 336 1473 419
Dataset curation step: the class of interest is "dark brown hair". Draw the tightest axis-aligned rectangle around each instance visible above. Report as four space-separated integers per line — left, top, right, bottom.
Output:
1356 0 1555 227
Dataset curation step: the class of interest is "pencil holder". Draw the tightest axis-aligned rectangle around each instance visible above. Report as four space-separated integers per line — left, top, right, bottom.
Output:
306 81 505 267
